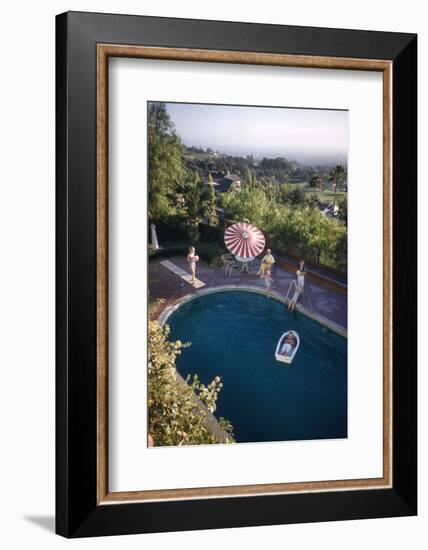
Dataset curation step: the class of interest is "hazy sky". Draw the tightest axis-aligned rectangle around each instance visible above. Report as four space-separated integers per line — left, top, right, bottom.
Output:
163 102 348 160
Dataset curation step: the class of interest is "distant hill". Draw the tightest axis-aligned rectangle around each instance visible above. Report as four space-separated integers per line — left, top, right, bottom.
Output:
182 147 345 185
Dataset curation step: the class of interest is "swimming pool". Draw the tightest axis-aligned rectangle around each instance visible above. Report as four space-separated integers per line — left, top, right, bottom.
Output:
166 290 347 444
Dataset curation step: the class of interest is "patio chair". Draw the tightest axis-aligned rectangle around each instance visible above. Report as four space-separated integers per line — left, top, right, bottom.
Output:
221 254 234 277
228 259 242 277
221 254 240 277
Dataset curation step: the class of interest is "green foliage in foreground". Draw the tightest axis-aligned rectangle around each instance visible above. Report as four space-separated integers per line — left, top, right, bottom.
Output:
148 321 235 446
222 186 347 270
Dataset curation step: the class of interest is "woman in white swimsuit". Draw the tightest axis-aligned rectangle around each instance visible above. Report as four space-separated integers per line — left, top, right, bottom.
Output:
187 247 199 285
296 259 306 295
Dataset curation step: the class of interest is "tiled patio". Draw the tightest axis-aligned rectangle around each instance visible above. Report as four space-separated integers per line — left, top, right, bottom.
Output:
149 255 347 331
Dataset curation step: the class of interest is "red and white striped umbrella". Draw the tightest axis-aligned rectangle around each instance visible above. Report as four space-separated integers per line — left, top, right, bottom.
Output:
224 222 265 260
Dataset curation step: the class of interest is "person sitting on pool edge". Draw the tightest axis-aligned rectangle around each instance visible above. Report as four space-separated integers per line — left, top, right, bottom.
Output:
288 281 302 311
257 248 275 277
263 269 274 297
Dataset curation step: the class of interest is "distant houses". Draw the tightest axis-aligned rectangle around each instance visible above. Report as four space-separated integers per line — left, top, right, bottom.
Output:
203 171 242 193
320 202 339 218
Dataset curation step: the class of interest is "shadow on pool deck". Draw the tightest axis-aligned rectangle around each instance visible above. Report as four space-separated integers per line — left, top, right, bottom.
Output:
149 255 347 330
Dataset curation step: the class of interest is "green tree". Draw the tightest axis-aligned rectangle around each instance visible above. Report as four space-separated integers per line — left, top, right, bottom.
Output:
205 174 219 227
329 164 347 208
243 168 258 190
221 184 347 270
264 177 280 202
337 196 348 224
148 321 234 446
333 230 348 270
221 186 270 227
175 172 217 242
148 102 185 221
287 186 305 205
309 173 322 189
306 209 336 264
307 193 319 209
309 173 323 190
278 182 290 204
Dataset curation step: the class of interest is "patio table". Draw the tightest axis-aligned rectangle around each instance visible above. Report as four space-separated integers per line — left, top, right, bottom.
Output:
235 255 255 274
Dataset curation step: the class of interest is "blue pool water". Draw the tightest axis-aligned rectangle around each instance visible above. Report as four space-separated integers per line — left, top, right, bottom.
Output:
167 290 347 443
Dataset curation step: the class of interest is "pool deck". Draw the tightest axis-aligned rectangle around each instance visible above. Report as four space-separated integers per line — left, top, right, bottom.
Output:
149 255 347 332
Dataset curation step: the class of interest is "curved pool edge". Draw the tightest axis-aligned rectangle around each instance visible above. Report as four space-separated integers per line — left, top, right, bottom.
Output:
157 285 347 338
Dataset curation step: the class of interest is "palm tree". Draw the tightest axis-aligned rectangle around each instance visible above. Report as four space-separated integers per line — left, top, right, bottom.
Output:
329 164 347 209
175 172 219 240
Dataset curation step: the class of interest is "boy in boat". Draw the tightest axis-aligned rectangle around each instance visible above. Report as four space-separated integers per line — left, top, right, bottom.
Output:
281 332 296 356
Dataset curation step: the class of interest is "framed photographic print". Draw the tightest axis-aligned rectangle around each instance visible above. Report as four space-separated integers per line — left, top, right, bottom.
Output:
56 11 417 537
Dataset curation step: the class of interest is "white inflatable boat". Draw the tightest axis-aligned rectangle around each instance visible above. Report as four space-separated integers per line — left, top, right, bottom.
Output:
275 330 300 364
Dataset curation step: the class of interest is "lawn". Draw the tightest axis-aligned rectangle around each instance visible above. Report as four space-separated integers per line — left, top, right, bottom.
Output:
183 152 219 161
299 183 347 204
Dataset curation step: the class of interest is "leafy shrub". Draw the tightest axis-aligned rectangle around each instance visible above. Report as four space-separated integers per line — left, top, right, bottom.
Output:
148 321 235 446
209 256 224 268
196 243 225 262
222 187 347 271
